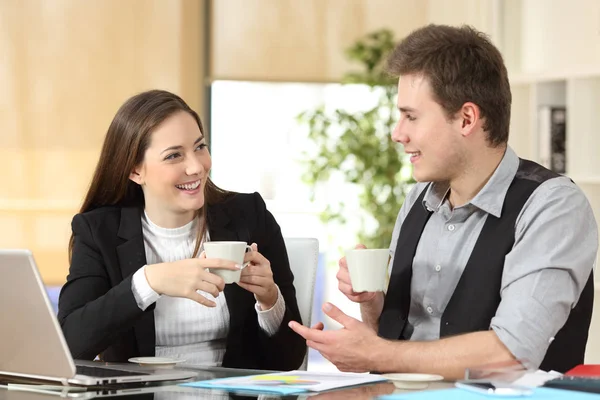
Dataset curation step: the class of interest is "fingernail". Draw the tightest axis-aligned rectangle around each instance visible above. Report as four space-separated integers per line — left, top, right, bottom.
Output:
235 264 242 270
323 303 332 312
288 321 295 328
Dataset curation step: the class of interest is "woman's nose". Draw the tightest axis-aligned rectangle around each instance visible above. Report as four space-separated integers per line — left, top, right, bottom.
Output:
186 156 204 175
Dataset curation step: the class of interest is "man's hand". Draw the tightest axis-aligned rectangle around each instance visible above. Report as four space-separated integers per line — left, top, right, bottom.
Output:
288 302 387 372
337 244 379 303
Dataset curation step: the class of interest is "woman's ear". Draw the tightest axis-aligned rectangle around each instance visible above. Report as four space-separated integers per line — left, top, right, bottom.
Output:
129 167 144 185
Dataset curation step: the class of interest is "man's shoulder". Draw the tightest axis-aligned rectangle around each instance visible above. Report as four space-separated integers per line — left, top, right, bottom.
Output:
530 175 585 202
519 175 595 226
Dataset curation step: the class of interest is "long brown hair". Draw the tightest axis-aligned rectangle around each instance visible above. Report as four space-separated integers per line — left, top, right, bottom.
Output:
386 24 511 147
69 89 231 261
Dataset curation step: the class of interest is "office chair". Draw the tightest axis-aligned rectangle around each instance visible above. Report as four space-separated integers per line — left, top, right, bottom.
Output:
284 237 319 370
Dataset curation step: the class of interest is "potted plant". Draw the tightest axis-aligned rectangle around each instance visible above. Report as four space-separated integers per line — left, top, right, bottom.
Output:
297 29 414 249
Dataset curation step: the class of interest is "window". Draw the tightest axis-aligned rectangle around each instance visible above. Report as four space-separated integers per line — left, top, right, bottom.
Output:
210 81 391 370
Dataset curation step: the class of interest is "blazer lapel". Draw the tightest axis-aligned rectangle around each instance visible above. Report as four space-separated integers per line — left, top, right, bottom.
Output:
116 207 155 356
207 202 237 242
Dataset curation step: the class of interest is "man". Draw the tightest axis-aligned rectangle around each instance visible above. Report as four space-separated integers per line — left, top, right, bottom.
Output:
289 24 598 379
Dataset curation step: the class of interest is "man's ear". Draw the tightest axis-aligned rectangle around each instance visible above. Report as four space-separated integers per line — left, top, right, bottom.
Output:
129 167 144 185
458 102 480 138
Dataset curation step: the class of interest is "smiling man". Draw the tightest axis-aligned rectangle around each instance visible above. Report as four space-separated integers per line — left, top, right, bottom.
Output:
289 24 598 379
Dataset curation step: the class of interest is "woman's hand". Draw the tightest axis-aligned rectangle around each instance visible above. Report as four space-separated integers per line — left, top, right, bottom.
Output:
237 243 279 310
145 258 240 307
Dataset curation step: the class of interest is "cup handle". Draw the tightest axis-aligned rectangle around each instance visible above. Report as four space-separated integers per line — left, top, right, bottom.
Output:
240 245 253 269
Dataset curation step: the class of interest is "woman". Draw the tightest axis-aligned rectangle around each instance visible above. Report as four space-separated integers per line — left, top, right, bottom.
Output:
58 90 306 371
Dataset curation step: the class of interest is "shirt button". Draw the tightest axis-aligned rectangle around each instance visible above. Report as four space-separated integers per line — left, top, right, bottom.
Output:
435 264 441 272
447 224 455 231
426 306 433 314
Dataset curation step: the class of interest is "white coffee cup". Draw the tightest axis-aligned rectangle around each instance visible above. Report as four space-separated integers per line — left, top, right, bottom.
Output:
202 241 252 284
346 248 389 292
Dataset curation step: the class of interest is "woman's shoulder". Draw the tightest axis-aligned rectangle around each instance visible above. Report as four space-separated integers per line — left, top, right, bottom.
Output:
74 206 123 222
210 192 271 230
218 192 267 213
72 206 139 236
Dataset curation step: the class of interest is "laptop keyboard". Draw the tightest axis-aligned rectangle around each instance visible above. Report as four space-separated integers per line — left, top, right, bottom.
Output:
76 365 150 378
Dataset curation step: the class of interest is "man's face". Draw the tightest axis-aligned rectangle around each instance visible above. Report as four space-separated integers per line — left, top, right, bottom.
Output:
391 74 467 183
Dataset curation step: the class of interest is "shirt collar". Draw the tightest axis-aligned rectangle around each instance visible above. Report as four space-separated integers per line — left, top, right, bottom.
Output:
421 146 519 218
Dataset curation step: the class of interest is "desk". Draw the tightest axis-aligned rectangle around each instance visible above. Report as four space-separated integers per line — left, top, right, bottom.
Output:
0 365 454 400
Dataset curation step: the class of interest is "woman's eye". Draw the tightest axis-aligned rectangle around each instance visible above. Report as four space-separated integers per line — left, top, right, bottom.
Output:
165 152 181 160
196 143 207 151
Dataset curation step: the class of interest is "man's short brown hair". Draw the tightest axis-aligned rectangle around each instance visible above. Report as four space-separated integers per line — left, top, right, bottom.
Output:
387 24 511 147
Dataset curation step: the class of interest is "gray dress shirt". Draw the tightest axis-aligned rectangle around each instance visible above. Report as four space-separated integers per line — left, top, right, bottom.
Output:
387 147 598 368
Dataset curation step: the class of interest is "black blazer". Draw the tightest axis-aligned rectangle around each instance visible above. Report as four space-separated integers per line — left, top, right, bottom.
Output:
57 192 306 371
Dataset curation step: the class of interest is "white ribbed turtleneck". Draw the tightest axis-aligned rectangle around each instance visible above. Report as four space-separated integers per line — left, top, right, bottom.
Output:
130 212 285 366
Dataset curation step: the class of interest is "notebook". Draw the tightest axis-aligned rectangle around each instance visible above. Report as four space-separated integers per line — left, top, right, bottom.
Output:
543 375 600 394
0 249 196 387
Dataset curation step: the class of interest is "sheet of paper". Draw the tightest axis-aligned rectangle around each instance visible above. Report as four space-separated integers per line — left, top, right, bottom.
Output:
512 369 563 387
181 370 387 394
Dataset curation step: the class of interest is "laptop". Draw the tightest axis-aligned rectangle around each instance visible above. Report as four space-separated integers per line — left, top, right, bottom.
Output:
0 249 197 387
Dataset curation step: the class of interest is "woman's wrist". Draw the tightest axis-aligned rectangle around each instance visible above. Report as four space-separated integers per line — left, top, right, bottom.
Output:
257 285 279 310
145 263 165 294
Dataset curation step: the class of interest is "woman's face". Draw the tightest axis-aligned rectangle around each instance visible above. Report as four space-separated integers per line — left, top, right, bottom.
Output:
129 111 212 228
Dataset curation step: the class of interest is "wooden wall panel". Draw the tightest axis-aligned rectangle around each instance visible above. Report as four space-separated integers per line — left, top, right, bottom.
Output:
210 0 427 82
0 0 205 285
426 0 498 36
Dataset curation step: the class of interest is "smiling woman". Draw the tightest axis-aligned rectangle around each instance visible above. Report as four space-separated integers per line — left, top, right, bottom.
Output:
127 111 212 230
57 90 306 371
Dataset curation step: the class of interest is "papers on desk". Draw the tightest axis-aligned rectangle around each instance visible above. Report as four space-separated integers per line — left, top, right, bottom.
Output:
181 370 387 395
512 369 562 387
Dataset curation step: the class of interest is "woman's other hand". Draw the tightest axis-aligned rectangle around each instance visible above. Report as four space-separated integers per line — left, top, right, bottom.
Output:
145 257 239 307
238 243 279 310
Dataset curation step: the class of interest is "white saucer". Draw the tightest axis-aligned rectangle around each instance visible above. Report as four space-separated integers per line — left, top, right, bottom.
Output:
382 373 444 389
128 357 185 367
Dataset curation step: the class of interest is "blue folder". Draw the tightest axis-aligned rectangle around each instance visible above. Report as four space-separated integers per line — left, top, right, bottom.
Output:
181 376 306 395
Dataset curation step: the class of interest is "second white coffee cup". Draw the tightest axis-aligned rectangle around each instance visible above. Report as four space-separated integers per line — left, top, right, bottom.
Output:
346 248 389 292
203 241 252 284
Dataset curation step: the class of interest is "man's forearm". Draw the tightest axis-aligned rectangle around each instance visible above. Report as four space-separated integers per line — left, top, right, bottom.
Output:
359 292 385 332
373 330 516 380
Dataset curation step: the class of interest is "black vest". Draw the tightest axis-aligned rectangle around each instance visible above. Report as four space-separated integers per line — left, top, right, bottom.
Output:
378 159 594 373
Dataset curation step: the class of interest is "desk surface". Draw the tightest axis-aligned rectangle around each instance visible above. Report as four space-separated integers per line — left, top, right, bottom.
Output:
0 365 455 400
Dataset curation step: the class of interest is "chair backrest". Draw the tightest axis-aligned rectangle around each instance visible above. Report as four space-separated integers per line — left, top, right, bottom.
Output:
284 237 319 370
